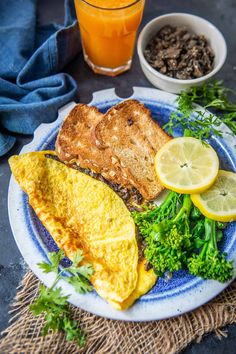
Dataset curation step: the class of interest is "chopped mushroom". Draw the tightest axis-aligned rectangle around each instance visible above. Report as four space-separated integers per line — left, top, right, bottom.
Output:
144 25 215 80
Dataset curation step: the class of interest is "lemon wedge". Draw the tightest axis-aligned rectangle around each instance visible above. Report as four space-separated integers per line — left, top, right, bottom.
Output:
191 170 236 222
154 137 219 194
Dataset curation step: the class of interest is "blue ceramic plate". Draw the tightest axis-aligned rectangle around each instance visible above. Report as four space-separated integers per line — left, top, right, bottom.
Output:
8 87 236 321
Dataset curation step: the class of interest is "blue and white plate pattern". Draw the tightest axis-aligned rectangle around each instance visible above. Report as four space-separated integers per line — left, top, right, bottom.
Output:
8 87 236 321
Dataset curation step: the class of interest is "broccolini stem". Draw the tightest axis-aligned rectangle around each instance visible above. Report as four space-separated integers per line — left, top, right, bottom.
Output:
184 129 193 137
200 218 217 259
206 217 217 249
145 191 178 219
159 191 178 210
173 195 192 223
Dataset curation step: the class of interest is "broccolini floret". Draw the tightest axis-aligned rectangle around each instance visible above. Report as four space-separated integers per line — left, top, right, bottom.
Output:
132 190 234 283
144 194 193 276
188 218 234 282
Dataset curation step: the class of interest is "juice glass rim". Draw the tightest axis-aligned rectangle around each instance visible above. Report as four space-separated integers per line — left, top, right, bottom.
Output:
78 0 142 11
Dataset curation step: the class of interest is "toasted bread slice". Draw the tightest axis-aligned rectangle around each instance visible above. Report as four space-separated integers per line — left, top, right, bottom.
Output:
95 100 171 200
55 104 131 187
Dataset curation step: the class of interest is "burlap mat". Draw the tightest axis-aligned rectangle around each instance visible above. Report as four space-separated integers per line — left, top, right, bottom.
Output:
0 271 236 354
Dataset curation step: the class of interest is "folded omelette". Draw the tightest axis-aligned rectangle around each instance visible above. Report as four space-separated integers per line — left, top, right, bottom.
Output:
9 152 156 309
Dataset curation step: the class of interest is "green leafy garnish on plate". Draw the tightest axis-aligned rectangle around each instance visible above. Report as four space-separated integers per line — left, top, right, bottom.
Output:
164 79 236 139
38 249 64 274
60 250 94 293
30 250 94 347
181 79 236 111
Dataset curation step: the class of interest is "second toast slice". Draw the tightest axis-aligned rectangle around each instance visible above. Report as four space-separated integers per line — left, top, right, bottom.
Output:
95 100 171 200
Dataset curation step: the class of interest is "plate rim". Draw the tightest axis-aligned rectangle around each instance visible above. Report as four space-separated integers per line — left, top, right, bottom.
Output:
8 87 236 321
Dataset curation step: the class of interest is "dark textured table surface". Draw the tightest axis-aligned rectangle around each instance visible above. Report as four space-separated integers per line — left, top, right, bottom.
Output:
0 0 236 352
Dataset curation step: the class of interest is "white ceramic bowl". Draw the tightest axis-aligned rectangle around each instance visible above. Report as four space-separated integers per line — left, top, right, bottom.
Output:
137 13 227 93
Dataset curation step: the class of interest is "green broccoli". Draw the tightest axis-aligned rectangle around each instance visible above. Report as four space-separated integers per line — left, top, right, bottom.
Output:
132 190 233 283
188 217 234 282
144 194 193 276
132 191 180 238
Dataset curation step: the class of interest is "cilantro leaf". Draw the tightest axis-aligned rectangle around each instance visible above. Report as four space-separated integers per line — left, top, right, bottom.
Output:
67 261 94 279
62 251 94 293
75 264 94 279
70 250 84 266
30 285 86 344
66 250 94 281
38 262 52 274
62 275 93 294
31 249 93 347
38 250 65 274
63 318 86 347
30 285 69 315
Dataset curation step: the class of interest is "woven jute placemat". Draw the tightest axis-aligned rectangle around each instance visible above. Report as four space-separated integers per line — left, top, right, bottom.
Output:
0 271 236 354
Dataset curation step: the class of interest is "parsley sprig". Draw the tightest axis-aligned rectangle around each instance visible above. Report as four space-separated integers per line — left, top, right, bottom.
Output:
30 250 94 347
164 80 236 139
182 80 236 111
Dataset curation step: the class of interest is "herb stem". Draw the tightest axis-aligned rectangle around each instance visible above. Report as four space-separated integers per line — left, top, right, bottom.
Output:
48 269 64 291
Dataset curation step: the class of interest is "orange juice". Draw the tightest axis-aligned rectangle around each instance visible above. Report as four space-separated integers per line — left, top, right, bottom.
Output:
74 0 145 76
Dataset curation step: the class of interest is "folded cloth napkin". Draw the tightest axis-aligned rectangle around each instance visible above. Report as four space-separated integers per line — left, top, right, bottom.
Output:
0 0 80 156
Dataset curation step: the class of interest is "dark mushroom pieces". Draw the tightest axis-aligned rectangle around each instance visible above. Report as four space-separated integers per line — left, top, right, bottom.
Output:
144 25 215 80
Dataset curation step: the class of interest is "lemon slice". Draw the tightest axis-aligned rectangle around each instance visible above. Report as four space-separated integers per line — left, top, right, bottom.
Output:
191 170 236 222
154 137 219 194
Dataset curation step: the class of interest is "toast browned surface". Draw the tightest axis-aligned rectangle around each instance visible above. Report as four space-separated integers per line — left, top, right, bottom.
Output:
55 104 131 187
56 100 171 201
95 100 171 200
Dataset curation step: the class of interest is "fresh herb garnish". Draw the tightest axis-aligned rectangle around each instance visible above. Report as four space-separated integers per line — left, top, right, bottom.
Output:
30 250 94 347
164 80 236 139
38 249 64 274
181 80 236 111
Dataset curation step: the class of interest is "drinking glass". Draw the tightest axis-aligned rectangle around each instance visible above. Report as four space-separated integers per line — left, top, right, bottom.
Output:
74 0 145 76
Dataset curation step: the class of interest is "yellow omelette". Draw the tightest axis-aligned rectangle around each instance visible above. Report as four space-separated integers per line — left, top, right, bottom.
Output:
9 152 156 308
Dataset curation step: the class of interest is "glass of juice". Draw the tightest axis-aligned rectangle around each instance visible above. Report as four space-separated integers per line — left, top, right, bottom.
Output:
74 0 145 76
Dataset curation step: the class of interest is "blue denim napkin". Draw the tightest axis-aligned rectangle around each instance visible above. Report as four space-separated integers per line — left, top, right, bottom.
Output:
0 0 80 156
